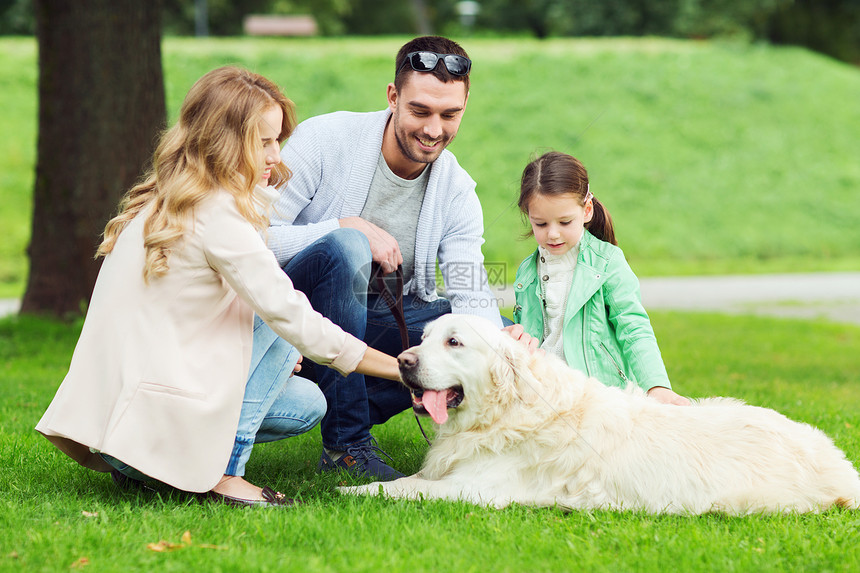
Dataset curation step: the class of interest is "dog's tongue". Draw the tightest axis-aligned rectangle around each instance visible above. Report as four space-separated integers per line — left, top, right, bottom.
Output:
421 390 449 424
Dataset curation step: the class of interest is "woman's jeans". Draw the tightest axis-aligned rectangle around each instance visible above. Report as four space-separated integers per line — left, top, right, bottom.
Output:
224 315 326 476
104 315 325 483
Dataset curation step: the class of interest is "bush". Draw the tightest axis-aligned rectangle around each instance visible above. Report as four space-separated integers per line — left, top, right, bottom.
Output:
763 0 860 63
0 0 33 34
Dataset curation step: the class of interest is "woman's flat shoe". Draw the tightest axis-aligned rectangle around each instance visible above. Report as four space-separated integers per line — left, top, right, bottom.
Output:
207 486 298 508
111 469 157 493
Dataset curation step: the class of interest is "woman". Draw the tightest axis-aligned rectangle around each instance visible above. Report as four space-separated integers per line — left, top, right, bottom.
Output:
36 66 400 507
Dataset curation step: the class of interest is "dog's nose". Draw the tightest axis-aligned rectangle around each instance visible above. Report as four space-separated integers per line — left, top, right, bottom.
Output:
398 351 418 370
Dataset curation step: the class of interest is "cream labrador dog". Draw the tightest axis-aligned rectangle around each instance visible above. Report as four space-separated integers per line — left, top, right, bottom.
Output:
340 314 860 514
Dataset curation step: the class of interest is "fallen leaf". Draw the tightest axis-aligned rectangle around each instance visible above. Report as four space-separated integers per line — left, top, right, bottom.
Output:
81 511 98 518
146 540 184 552
7 552 19 559
846 422 853 429
70 556 89 569
146 532 227 552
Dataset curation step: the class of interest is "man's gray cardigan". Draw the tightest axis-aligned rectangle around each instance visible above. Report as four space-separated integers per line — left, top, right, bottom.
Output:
268 109 502 327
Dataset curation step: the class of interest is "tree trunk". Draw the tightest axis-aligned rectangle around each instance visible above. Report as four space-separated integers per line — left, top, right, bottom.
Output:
411 0 432 35
22 0 165 317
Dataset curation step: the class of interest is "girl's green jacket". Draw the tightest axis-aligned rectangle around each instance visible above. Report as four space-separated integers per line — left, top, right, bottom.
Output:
512 230 672 392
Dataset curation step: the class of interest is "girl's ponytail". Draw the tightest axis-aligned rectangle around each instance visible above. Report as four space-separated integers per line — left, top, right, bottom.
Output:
586 196 617 246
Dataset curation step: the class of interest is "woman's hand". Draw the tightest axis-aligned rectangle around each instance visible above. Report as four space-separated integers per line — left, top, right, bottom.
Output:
647 386 691 406
293 355 303 374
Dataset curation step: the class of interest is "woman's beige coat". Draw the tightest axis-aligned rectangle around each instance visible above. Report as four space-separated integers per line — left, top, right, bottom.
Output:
36 188 367 493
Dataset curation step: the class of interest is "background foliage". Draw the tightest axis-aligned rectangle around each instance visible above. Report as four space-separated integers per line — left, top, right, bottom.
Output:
2 0 859 63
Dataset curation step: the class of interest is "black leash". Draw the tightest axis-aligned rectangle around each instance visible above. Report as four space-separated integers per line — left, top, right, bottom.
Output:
375 266 433 446
375 266 408 350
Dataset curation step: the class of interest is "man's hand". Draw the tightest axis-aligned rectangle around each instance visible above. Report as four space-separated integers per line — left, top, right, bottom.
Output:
501 324 544 356
339 216 402 274
647 386 691 406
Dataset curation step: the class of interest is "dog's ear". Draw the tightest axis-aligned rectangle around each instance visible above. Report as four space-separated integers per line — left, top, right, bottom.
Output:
489 338 539 405
489 342 517 394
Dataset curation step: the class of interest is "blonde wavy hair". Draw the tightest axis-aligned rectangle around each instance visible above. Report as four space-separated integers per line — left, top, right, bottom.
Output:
97 66 296 282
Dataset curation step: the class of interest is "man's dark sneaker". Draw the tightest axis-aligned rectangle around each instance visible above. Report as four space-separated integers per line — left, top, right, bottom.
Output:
318 436 405 481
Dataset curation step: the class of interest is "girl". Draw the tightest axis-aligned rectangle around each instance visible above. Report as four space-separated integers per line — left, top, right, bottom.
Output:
513 151 689 406
36 66 400 507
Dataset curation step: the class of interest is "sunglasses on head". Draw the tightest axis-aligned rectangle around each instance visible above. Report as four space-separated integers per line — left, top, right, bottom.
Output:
397 51 472 77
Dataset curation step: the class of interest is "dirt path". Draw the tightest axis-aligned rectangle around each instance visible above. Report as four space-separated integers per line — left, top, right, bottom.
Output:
494 272 860 326
638 272 860 325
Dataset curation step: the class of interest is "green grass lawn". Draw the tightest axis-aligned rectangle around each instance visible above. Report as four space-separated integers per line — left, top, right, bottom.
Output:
2 37 860 298
2 36 859 571
2 311 859 572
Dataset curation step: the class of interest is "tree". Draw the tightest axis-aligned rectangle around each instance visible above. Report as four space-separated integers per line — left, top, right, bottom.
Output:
23 0 166 317
411 0 433 34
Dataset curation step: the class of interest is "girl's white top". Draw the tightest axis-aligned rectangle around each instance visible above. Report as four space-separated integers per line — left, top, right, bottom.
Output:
537 240 581 360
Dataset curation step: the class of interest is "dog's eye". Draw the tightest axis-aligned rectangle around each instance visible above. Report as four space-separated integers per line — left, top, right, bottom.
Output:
446 337 461 347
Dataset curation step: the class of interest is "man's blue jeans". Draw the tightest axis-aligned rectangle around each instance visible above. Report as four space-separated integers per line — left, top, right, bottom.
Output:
256 228 451 451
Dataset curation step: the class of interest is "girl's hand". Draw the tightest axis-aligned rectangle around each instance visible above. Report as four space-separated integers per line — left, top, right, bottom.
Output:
501 324 545 356
647 386 691 406
293 354 303 374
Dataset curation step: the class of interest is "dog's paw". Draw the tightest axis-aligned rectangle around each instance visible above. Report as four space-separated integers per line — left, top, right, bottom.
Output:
337 482 385 496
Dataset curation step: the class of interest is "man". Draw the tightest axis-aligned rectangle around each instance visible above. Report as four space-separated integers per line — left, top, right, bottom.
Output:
258 36 504 481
